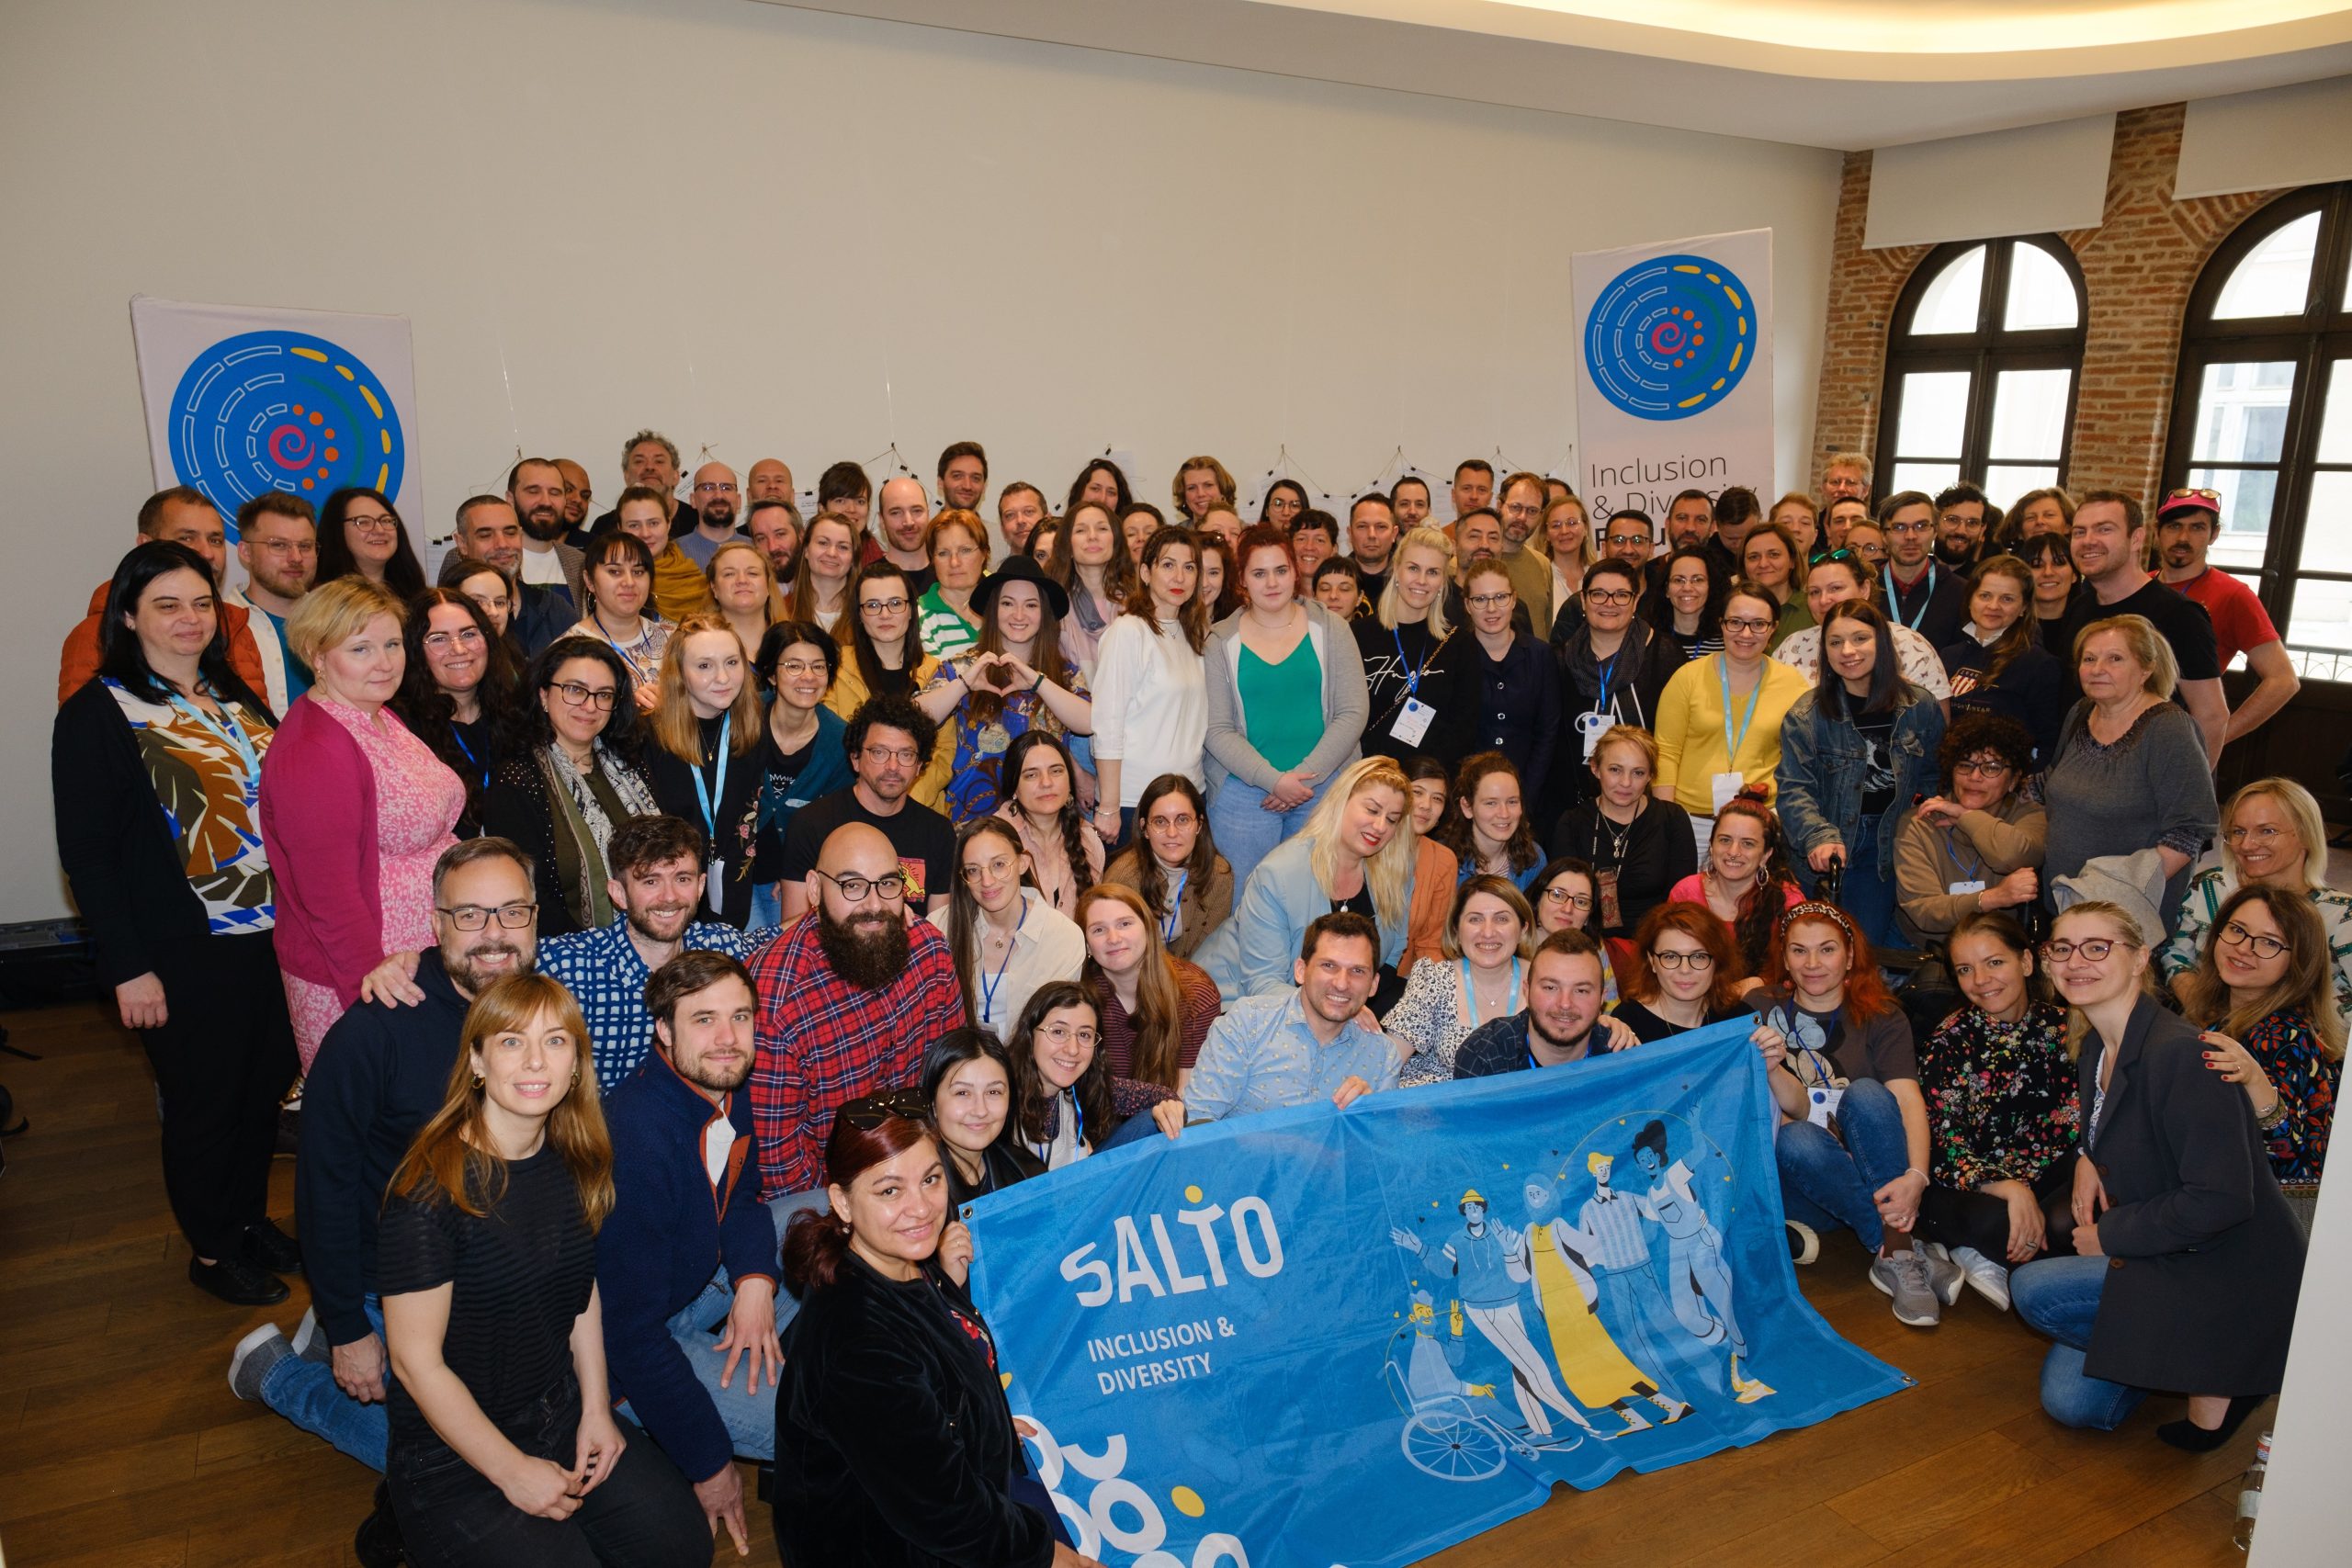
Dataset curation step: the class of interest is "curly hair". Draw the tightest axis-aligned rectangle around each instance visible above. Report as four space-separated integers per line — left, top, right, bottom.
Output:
1436 752 1542 879
1935 710 2036 795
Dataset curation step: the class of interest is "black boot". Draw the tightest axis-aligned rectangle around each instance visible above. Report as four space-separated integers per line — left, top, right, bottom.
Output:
187 1254 288 1306
2156 1393 2268 1453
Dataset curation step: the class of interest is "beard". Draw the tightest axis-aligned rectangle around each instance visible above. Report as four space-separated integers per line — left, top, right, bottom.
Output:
1528 1008 1595 1056
678 1051 752 1096
700 498 738 531
816 904 910 990
520 505 569 542
1934 537 1976 566
447 940 531 995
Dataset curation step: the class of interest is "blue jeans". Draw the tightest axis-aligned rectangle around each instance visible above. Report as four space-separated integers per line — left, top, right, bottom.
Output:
2013 1254 2147 1430
748 882 782 931
765 1188 832 1336
1101 1108 1165 1151
1209 768 1334 893
616 1269 786 1464
1773 1077 1908 1252
261 1293 390 1471
1841 815 1901 953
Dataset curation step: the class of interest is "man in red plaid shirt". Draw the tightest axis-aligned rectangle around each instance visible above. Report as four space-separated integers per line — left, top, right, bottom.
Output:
748 822 964 1204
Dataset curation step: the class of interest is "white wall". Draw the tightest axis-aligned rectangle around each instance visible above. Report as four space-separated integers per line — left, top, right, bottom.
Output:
0 0 1838 925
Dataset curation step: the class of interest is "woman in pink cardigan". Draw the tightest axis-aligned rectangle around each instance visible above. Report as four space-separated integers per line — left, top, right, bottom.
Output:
259 579 464 1069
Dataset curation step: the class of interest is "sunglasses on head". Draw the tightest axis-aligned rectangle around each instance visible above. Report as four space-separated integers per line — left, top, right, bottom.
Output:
838 1088 932 1132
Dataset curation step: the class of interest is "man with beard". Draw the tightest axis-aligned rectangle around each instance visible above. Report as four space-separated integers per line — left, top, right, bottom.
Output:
555 457 596 547
1932 482 1993 569
453 495 571 656
537 816 754 1090
1495 471 1555 626
1600 509 1656 572
1453 931 1619 1077
1876 491 1971 649
677 460 742 570
775 694 955 922
2055 489 2227 760
1442 509 1532 637
747 820 963 1201
1641 489 1722 595
746 497 800 590
506 457 585 607
226 839 538 1565
597 951 782 1557
1392 474 1433 531
230 491 317 709
865 474 936 593
937 440 988 513
2154 486 2298 742
589 429 695 541
56 486 270 704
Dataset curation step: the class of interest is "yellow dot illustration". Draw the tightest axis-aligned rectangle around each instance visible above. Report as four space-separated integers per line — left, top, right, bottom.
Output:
1184 1185 1204 1203
1001 1373 1014 1390
1170 1486 1206 1517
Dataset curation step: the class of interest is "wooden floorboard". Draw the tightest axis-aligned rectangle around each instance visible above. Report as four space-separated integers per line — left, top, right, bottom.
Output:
0 998 2262 1567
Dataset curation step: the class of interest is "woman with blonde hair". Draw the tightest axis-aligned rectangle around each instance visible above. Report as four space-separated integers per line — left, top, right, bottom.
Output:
643 614 767 926
1355 524 1469 767
1195 754 1443 1007
703 538 779 682
1540 494 1594 625
377 973 705 1564
2160 776 2352 1018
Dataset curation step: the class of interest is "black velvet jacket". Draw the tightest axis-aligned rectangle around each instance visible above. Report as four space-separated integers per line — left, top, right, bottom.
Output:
773 1251 1052 1568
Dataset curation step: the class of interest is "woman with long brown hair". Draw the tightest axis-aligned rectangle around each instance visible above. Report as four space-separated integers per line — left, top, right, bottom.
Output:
642 614 767 927
1102 773 1233 959
924 817 1084 1042
785 511 858 635
377 974 704 1565
1077 883 1221 1096
1938 554 2065 762
391 588 519 837
1089 525 1210 849
914 555 1093 824
826 559 953 807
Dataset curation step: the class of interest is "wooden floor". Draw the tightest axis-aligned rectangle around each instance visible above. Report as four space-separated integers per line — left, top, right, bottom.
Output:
0 998 2263 1568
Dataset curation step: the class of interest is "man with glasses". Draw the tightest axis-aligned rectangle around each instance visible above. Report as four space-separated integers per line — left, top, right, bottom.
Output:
1600 509 1656 571
230 491 318 709
2057 489 2227 761
1496 471 1557 627
506 456 586 607
776 694 955 922
748 820 963 1201
1877 491 1969 649
228 838 539 1566
1550 559 1687 811
538 816 756 1090
1933 482 1994 570
1822 452 1873 508
676 461 743 570
56 485 271 705
1773 549 1953 696
2154 487 2299 744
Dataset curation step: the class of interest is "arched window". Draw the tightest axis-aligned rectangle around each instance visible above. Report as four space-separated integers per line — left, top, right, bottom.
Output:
2165 183 2352 681
1875 236 2087 506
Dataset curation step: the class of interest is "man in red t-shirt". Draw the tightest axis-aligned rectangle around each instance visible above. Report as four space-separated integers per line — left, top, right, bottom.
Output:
2154 486 2301 744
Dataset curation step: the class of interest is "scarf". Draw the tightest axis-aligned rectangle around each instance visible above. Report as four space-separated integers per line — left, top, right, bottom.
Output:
539 740 657 928
1561 619 1662 730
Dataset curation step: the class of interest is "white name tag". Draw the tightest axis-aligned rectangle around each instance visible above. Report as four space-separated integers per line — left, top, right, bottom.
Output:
1578 711 1617 760
1710 771 1746 814
1806 1083 1844 1129
708 858 726 914
1948 878 1987 897
1389 697 1436 746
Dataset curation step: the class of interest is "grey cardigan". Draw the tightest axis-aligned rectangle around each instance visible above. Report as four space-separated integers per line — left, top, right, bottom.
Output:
1202 603 1369 799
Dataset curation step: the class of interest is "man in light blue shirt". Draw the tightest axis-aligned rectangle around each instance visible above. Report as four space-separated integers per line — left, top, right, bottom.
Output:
1153 911 1398 1136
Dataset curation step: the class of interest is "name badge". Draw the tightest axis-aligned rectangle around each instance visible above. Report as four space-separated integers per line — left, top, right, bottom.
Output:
1389 697 1436 746
1577 710 1617 760
708 858 726 914
1948 879 1987 897
1710 771 1745 814
1806 1083 1844 1130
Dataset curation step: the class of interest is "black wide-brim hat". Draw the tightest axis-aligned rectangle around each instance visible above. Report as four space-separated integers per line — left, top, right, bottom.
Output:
969 555 1071 619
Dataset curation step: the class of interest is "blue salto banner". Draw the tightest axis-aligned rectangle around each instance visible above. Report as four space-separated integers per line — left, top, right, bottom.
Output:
966 1019 1909 1568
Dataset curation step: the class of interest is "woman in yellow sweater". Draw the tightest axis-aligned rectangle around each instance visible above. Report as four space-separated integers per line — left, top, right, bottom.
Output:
1651 579 1812 861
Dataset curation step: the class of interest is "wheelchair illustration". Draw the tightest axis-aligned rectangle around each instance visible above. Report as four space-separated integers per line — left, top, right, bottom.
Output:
1382 1354 1554 1483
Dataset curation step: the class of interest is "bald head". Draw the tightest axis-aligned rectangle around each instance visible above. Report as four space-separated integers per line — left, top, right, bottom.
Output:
808 823 916 969
747 457 794 502
876 475 930 555
691 462 739 534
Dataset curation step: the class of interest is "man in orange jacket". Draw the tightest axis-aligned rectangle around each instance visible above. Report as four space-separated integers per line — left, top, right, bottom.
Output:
59 486 268 705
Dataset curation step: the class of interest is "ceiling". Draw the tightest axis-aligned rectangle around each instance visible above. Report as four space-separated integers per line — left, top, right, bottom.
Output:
755 0 2352 149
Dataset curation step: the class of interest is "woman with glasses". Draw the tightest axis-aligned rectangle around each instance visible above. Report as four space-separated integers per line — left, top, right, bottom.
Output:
262 578 465 1070
2041 615 2219 939
2009 900 2305 1448
827 560 953 807
1547 726 1695 940
2177 886 2343 1190
1840 520 1889 576
316 487 426 600
747 622 851 930
1893 712 2045 949
1639 545 1725 660
55 541 300 1304
1005 981 1116 1168
1611 903 1749 1043
1355 525 1471 769
391 590 519 838
483 637 657 938
1456 560 1561 810
915 510 989 660
1102 774 1232 959
1774 601 1945 950
773 1099 1093 1568
1258 478 1308 530
1653 580 1813 861
924 818 1084 1043
1911 912 2078 1313
1551 559 1686 818
784 511 857 635
1525 858 1620 1002
922 1031 1044 1210
643 615 767 928
570 532 670 712
2158 777 2352 1019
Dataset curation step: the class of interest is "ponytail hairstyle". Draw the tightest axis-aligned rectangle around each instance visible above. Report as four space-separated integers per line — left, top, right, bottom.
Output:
1006 980 1114 1148
944 817 1033 1024
1122 525 1211 651
1712 788 1802 976
779 1101 941 1295
1966 554 2041 686
1128 773 1217 927
387 974 614 1231
999 729 1096 904
1078 882 1191 1091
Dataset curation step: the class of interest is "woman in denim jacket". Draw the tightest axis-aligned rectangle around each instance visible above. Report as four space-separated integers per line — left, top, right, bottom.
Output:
1775 601 1944 951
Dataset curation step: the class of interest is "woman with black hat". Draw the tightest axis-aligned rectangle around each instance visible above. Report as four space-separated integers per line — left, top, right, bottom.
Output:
916 553 1094 825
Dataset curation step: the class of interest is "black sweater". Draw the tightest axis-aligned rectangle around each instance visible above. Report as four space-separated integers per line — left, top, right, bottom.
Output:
643 715 765 929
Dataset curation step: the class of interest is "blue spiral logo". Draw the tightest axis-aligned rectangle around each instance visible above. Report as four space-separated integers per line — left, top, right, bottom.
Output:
1584 254 1757 422
166 330 406 533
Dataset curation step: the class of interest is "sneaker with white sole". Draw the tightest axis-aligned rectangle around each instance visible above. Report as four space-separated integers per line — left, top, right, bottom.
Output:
289 1307 332 1364
1919 1245 1967 1305
228 1324 293 1402
1944 1245 2012 1311
1785 1219 1819 1265
1869 1248 1942 1327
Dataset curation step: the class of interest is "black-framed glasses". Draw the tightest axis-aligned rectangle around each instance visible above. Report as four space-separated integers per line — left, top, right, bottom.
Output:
1583 586 1635 605
2217 920 2290 960
840 1088 932 1131
1465 592 1515 609
816 867 910 903
1648 949 1714 970
551 681 618 710
435 900 537 931
1953 757 2014 778
1541 886 1592 910
2042 937 2135 962
860 595 911 615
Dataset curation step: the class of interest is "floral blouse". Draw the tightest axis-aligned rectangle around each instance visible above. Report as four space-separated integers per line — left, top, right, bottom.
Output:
2241 1009 2338 1182
1917 1000 2080 1190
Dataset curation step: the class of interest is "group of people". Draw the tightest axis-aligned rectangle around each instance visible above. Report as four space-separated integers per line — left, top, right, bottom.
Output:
49 435 2331 1565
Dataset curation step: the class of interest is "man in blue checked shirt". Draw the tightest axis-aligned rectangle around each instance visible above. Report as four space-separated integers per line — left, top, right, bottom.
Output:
1151 910 1399 1137
538 815 762 1089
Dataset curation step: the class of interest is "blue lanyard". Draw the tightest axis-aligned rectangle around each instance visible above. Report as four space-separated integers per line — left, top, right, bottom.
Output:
1161 868 1188 941
978 900 1028 1025
449 724 488 791
165 692 259 789
1391 625 1431 696
1716 655 1763 768
1031 1084 1079 1162
1590 642 1625 718
1461 956 1521 1028
689 712 731 840
1882 563 1935 631
1944 826 1984 884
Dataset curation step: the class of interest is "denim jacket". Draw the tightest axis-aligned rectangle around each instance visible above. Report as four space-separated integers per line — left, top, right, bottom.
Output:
1774 682 1944 881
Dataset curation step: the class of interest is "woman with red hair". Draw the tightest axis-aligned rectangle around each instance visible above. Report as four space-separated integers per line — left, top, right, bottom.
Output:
1613 903 1750 1043
1760 903 1965 1329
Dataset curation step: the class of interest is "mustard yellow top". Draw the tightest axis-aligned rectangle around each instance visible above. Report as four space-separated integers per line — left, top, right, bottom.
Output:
1652 653 1813 814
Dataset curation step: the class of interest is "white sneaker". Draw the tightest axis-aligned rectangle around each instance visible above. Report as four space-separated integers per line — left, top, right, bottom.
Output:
289 1306 332 1364
1945 1245 2012 1311
228 1324 292 1402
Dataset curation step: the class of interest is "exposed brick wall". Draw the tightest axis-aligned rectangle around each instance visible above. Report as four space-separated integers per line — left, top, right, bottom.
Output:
1808 103 2288 502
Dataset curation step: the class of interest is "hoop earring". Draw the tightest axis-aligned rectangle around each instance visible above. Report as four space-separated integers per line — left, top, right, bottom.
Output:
471 1073 484 1089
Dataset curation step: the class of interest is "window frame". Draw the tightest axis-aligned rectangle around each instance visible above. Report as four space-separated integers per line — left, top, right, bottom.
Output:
1875 234 2089 502
2162 182 2352 682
